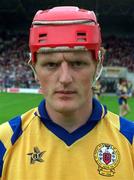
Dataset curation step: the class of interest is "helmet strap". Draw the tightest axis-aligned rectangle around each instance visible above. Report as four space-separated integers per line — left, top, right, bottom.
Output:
92 50 103 87
28 53 38 81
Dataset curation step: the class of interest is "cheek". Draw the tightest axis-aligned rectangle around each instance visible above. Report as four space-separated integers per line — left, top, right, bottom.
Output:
80 70 94 85
38 77 50 90
35 70 48 88
36 71 56 94
77 74 92 95
78 69 95 95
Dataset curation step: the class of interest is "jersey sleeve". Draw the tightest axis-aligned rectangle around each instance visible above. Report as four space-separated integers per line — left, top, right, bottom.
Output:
0 116 22 178
0 122 13 178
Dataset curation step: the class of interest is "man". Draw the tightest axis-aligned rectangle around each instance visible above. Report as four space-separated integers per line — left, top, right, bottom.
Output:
0 6 134 180
117 78 131 116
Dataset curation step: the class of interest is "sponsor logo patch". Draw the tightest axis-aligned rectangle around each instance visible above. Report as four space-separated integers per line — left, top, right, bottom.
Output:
27 147 45 164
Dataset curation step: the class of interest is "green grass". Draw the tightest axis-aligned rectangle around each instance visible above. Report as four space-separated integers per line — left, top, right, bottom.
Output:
0 92 43 124
0 92 134 124
100 95 134 121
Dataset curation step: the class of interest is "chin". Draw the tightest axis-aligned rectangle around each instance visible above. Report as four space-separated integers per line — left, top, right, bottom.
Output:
55 108 77 114
53 102 79 113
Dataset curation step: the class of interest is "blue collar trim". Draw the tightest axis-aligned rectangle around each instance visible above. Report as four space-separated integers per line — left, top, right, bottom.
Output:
38 98 107 146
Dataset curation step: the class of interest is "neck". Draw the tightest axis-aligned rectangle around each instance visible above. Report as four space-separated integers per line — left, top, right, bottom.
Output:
46 100 92 133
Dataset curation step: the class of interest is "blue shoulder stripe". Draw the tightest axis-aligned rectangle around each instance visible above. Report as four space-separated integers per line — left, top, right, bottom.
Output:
9 116 22 145
0 141 6 177
120 117 134 144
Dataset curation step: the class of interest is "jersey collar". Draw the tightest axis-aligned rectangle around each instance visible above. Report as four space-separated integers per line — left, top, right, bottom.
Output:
38 98 107 146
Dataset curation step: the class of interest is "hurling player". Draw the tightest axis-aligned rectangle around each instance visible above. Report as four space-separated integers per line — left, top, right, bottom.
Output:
0 6 134 180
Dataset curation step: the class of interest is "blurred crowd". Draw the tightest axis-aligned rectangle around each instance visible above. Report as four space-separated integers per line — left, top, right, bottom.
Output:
0 32 38 89
0 32 134 89
103 36 134 71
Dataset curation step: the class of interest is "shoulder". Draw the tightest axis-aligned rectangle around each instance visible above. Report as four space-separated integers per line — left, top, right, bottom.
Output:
0 107 38 177
0 107 37 142
0 107 37 152
106 111 134 144
119 116 134 144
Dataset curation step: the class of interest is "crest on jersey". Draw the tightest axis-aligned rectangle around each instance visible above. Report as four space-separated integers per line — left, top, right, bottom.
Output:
27 147 45 164
94 143 120 177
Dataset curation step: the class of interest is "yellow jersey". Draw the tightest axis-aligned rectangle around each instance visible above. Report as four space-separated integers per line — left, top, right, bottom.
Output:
0 98 134 180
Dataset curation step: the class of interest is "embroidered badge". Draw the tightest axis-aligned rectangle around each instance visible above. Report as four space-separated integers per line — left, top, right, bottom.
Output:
94 143 120 177
27 147 45 164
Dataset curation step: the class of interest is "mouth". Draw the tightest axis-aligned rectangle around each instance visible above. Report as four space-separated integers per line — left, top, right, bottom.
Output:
54 90 77 99
55 90 76 94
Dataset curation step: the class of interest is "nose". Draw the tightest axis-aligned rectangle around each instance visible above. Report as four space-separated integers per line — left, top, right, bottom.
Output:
59 61 73 85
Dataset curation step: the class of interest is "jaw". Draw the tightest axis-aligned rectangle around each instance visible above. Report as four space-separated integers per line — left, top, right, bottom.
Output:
46 92 91 115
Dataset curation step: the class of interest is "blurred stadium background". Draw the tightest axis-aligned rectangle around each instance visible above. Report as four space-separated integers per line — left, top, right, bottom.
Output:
0 0 134 123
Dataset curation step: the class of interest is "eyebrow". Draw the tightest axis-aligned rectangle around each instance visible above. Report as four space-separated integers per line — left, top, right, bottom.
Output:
37 51 92 62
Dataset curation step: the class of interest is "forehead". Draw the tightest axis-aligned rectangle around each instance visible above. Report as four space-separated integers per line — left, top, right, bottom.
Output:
36 50 94 62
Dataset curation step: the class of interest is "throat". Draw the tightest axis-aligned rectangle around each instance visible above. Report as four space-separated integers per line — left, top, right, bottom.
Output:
55 118 88 133
46 102 92 133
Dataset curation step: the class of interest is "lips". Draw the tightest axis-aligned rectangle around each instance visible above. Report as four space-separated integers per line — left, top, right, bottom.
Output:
55 90 76 94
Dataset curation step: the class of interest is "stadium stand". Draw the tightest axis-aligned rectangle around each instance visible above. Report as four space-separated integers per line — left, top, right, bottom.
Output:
0 32 38 89
103 36 134 71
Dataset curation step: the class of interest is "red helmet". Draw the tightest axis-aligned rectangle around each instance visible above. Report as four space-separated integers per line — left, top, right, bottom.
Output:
29 6 102 62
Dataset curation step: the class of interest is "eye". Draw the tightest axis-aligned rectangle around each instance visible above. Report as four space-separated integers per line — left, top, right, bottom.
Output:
70 61 87 68
44 62 59 69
